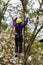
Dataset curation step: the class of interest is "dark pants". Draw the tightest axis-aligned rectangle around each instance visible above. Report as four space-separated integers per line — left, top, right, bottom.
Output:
15 35 23 53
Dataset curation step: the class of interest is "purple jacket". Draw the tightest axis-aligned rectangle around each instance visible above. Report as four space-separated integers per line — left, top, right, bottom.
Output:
13 17 28 36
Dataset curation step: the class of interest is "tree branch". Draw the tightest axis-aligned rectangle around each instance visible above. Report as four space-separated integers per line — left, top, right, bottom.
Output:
32 0 42 35
2 0 10 16
35 25 43 36
25 2 43 63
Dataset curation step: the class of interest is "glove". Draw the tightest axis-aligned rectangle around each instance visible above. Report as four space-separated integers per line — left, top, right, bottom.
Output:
25 13 29 18
17 13 20 18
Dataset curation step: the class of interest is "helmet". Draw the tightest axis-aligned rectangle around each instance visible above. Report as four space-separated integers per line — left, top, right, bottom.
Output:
16 18 22 24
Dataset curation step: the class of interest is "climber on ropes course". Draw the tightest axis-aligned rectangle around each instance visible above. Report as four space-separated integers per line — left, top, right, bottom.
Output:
13 14 28 57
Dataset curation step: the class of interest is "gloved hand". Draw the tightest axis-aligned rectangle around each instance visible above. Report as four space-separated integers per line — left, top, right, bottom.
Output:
25 13 29 18
17 13 20 18
13 15 17 20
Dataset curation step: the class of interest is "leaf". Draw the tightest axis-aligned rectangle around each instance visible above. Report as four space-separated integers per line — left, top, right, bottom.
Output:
1 22 8 30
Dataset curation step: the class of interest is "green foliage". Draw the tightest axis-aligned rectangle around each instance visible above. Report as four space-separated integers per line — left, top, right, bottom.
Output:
0 0 2 4
0 0 43 65
1 22 8 30
31 42 41 54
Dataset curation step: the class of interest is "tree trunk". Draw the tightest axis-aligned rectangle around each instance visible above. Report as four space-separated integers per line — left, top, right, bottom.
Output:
0 19 1 34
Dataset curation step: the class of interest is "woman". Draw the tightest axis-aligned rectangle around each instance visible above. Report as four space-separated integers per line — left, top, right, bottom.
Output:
13 15 28 57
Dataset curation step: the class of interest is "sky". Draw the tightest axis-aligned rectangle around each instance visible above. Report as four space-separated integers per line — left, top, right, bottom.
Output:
10 0 40 9
10 0 20 3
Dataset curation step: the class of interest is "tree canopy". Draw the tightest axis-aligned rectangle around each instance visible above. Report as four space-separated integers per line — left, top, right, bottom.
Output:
0 0 43 65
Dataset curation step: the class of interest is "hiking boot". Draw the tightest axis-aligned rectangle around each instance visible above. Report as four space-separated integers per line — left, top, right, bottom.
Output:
15 54 18 57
